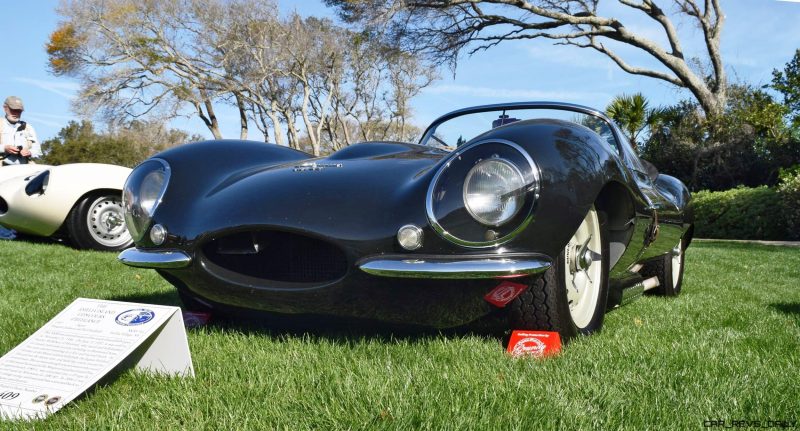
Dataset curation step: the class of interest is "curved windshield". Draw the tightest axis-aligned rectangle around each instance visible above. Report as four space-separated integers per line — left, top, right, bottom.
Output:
420 107 620 154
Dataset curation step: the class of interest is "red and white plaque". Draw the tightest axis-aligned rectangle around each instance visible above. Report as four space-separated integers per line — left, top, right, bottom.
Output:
506 330 562 358
484 281 529 307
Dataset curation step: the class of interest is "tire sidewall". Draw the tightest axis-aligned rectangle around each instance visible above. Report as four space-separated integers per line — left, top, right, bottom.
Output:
664 243 685 296
554 217 610 337
68 192 133 251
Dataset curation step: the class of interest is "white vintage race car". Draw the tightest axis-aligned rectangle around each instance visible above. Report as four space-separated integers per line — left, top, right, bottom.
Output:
0 163 133 251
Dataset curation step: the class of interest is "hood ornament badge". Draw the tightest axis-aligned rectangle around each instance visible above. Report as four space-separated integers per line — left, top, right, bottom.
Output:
293 162 343 172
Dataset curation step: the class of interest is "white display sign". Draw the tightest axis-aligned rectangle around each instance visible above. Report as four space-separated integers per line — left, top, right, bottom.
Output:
0 298 193 421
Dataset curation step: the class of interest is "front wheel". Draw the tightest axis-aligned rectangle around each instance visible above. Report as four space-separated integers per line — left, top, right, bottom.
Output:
67 192 133 251
507 205 610 341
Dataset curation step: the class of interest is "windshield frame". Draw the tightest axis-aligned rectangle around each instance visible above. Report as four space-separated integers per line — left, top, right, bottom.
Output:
418 101 632 160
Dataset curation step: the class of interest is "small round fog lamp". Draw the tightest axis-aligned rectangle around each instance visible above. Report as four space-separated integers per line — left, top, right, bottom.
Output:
149 224 167 245
397 225 423 250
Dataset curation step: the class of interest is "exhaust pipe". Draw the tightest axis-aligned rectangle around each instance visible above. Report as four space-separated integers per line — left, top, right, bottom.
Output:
620 276 660 305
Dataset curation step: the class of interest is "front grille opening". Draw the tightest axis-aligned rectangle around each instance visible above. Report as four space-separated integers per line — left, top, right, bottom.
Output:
202 230 348 283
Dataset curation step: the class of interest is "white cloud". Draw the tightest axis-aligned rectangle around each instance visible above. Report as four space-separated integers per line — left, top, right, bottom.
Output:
14 77 80 99
424 84 611 103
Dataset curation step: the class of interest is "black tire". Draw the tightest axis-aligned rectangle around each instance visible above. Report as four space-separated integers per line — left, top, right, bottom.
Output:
641 239 685 296
67 192 133 251
507 206 610 341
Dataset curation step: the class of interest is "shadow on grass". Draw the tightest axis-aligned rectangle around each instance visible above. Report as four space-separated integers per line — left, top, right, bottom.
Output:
770 302 800 318
105 290 508 346
109 291 183 307
0 228 67 247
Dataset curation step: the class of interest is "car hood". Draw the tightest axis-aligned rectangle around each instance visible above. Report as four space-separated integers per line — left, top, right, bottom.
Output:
158 142 446 243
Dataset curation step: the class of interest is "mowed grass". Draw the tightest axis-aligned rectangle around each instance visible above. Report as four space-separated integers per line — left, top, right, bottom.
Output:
0 239 798 430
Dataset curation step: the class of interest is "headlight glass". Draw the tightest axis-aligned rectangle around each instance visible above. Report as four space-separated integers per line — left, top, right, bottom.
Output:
139 170 166 214
123 159 170 242
463 158 526 226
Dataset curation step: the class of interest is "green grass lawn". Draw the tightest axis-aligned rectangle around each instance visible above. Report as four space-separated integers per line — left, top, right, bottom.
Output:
1 239 798 430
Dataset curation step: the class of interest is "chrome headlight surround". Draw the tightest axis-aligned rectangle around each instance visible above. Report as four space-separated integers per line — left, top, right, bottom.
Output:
426 139 540 248
123 158 171 242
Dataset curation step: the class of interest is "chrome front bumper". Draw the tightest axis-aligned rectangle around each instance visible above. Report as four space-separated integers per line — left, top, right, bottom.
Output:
118 248 192 269
358 255 551 279
119 247 551 280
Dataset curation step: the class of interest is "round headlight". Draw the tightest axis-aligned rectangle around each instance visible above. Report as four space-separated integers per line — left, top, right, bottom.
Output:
123 159 170 242
463 158 526 226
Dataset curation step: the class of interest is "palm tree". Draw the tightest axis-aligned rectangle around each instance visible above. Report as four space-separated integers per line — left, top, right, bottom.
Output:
605 93 665 153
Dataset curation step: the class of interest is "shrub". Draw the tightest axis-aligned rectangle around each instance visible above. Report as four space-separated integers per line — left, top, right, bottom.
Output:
692 186 789 240
777 166 800 240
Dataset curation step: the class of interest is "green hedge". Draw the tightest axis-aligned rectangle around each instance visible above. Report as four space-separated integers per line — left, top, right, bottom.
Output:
777 167 800 238
692 186 791 240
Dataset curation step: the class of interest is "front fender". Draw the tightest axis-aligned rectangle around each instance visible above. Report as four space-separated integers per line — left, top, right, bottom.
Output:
474 120 633 259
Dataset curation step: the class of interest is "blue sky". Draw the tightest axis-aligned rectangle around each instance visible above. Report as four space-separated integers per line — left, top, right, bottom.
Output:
1 0 799 142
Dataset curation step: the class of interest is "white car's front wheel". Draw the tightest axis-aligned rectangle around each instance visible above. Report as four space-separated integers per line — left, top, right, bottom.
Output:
67 192 133 251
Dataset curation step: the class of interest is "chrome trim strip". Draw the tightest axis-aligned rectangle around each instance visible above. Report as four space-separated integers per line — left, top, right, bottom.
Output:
358 256 551 279
425 138 540 248
118 248 192 269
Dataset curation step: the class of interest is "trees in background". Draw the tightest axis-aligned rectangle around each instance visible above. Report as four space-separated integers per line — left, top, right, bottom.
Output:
640 84 798 191
326 0 728 117
47 0 435 155
605 93 665 152
41 120 201 167
772 49 800 128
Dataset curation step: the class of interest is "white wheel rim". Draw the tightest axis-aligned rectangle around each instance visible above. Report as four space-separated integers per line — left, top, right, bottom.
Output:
564 207 603 329
86 195 132 248
671 240 682 288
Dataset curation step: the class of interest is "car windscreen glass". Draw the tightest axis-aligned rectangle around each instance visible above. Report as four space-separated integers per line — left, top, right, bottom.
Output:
420 108 620 155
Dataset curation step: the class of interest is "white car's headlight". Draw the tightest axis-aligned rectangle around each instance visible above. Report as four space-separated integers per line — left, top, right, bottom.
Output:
463 158 526 226
123 159 170 242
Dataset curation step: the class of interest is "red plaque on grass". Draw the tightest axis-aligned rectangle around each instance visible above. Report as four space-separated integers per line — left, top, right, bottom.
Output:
182 311 212 328
506 330 562 358
484 281 528 307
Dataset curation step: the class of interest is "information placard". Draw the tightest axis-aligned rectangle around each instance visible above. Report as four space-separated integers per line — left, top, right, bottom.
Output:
0 298 193 421
506 330 562 358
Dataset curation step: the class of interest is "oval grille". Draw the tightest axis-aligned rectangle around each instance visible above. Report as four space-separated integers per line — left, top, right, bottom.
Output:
202 230 348 283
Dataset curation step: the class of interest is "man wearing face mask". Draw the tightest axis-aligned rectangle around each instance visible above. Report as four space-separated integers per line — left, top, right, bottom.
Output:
1 96 41 166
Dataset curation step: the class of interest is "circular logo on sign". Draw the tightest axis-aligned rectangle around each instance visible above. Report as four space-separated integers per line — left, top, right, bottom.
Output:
511 337 547 357
32 394 47 404
45 396 61 406
115 309 155 326
491 285 517 302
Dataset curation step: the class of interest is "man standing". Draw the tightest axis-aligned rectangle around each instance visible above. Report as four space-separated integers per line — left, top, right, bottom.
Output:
2 96 41 165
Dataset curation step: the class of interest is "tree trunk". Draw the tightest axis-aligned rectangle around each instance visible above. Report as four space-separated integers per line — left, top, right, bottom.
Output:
299 83 320 156
195 95 222 140
267 106 285 147
235 92 248 140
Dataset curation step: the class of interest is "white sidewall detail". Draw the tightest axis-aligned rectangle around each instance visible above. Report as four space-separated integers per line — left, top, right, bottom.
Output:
563 207 603 329
672 240 683 288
